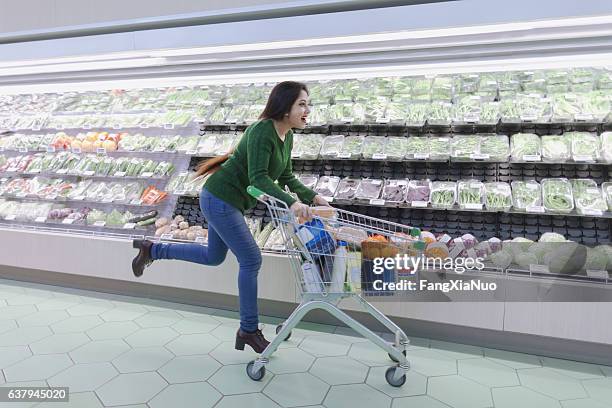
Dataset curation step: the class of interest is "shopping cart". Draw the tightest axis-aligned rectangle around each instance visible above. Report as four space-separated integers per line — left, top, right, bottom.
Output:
245 186 418 387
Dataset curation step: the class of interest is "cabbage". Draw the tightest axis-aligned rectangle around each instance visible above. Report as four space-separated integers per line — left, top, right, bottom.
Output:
539 232 566 243
515 252 539 268
489 250 512 269
527 243 549 264
584 247 608 271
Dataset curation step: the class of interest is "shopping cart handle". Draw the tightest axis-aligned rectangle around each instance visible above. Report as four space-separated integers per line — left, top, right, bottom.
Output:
247 185 265 198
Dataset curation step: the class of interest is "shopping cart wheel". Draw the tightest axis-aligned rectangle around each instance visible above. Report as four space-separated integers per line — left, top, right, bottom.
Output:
385 366 406 387
246 361 265 381
388 349 406 363
276 324 292 341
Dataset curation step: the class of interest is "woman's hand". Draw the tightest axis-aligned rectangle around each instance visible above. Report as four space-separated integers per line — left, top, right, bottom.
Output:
312 195 332 207
290 202 312 221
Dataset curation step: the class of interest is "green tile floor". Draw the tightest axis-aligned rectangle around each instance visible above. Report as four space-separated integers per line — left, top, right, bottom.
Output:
0 279 611 408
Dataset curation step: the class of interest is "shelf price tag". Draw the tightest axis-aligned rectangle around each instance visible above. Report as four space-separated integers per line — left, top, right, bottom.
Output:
73 195 86 201
522 154 541 162
195 236 207 244
337 153 352 159
153 146 166 152
464 203 483 210
93 220 106 227
130 199 143 205
45 193 58 200
341 117 352 123
4 214 16 221
62 218 75 224
6 167 18 172
82 170 95 176
101 197 114 203
139 123 149 129
376 117 390 124
46 145 56 153
413 153 429 160
526 205 545 213
83 123 92 130
470 153 489 160
56 169 68 175
271 244 284 251
114 171 127 177
72 147 82 154
34 216 47 223
140 172 154 178
96 148 106 155
18 147 28 153
186 149 198 156
369 198 386 206
581 209 603 216
573 155 593 162
371 153 387 160
123 222 136 229
112 124 122 130
411 201 428 208
164 123 175 130
160 233 173 240
174 189 186 196
575 114 594 122
529 264 550 274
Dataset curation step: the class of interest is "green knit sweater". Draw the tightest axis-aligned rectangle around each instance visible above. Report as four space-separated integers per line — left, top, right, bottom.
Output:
204 119 317 212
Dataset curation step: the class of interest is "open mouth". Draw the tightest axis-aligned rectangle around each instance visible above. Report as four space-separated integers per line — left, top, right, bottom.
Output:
301 116 308 124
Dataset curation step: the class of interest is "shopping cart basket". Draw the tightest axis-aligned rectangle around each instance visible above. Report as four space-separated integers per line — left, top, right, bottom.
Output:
245 186 419 387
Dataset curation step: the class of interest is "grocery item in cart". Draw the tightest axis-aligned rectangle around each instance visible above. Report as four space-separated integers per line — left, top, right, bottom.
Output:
320 135 345 158
541 135 571 162
430 181 456 209
354 179 383 200
542 178 574 213
314 176 340 198
458 180 484 210
382 180 408 203
510 133 541 161
511 180 542 211
484 182 512 211
571 179 607 215
334 178 359 200
569 132 600 162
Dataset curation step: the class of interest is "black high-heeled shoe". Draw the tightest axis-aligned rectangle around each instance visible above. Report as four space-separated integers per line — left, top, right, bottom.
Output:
235 328 270 353
132 240 154 277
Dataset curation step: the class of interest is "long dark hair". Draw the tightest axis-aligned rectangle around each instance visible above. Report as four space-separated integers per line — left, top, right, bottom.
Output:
195 81 308 178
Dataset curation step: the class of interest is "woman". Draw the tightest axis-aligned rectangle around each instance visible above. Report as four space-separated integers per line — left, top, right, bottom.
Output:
131 81 330 353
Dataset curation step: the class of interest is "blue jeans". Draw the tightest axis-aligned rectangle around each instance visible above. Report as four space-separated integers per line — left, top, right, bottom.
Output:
151 188 262 332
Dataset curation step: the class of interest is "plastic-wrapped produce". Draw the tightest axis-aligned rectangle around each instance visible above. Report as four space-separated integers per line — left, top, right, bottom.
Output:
384 102 406 124
176 135 201 152
406 180 431 206
569 132 600 162
580 91 610 122
431 76 454 101
314 176 340 198
484 182 512 211
208 106 231 124
571 179 607 215
479 101 501 124
383 137 407 160
361 137 386 159
411 77 432 101
430 182 456 209
334 178 359 200
381 179 408 203
307 105 329 126
213 134 237 155
320 135 345 158
428 102 453 125
327 103 355 124
405 103 430 126
510 133 541 161
602 182 612 211
570 68 596 92
501 94 551 122
354 179 383 200
541 135 571 162
452 96 481 123
197 134 219 156
292 133 323 159
338 136 363 159
405 137 429 160
601 132 612 163
451 135 480 160
429 137 451 160
458 180 484 210
479 135 509 161
225 105 249 124
363 99 387 123
542 178 574 213
296 174 318 190
551 94 581 122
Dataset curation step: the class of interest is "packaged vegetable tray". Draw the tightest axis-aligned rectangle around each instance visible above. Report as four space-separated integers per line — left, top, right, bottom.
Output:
361 137 386 159
602 182 612 211
406 179 431 206
314 176 340 198
571 179 607 215
541 134 571 162
479 134 509 161
338 135 364 159
510 133 541 162
320 135 345 158
430 181 456 209
601 132 612 163
429 137 451 160
542 178 574 214
511 180 542 211
451 135 480 160
334 178 359 200
484 182 512 211
569 132 600 162
383 137 408 160
297 174 319 190
405 137 429 160
292 133 323 159
354 179 383 200
381 179 408 203
457 180 484 210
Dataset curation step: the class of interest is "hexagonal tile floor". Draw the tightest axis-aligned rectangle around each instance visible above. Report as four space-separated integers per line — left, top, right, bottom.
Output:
0 278 610 408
